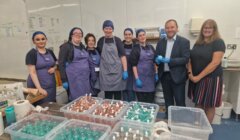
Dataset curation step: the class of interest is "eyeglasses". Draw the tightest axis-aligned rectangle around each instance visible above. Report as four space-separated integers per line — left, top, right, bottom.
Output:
203 27 213 30
35 38 46 41
72 33 82 36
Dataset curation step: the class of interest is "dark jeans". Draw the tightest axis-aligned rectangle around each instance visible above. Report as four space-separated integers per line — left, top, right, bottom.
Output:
105 91 122 100
161 72 186 115
122 90 136 102
136 92 155 103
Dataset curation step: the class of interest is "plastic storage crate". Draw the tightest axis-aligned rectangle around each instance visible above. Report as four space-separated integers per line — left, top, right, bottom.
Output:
121 101 159 125
5 113 67 140
168 106 213 140
47 119 111 140
108 121 153 140
89 99 128 127
60 96 102 121
153 134 201 140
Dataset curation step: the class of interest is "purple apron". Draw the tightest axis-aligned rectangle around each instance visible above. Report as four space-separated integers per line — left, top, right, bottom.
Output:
89 50 100 94
133 46 155 92
125 45 134 90
99 38 126 91
27 49 56 104
66 47 91 101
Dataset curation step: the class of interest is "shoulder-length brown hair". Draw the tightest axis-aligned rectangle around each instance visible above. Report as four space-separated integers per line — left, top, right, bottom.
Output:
195 19 221 45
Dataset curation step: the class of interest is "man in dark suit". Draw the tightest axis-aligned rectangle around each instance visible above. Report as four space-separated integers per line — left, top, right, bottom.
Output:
155 19 190 117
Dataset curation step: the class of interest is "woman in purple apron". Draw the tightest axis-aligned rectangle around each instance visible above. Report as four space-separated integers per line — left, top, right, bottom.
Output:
130 29 158 103
96 20 128 100
58 27 91 101
122 28 136 102
84 33 100 97
26 31 57 105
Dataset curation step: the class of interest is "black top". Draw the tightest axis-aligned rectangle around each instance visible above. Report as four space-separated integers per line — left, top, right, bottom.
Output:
190 39 225 77
129 44 156 66
123 40 136 49
124 43 134 49
87 49 97 55
25 48 57 65
58 41 86 82
96 36 125 57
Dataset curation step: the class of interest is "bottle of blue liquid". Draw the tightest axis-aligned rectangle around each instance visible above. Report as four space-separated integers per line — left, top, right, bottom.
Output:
159 27 167 39
5 106 16 126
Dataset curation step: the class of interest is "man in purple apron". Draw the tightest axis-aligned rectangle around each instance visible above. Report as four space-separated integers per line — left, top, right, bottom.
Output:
58 27 91 101
26 31 57 105
130 29 158 103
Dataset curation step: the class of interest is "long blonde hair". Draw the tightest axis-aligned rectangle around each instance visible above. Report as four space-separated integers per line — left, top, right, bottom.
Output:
195 19 221 45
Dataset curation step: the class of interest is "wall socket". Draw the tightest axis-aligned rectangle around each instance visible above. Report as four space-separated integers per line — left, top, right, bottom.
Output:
227 44 237 49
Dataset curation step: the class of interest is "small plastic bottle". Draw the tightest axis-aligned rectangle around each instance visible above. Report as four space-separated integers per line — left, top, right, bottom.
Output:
5 106 16 126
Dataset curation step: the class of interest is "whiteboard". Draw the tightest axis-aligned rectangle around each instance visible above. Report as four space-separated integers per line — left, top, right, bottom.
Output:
0 0 31 79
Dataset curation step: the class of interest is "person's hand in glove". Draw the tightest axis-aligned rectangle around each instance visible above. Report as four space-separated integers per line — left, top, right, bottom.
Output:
122 71 128 80
62 82 69 90
155 55 163 64
155 55 170 64
155 73 159 82
162 57 170 63
136 78 143 88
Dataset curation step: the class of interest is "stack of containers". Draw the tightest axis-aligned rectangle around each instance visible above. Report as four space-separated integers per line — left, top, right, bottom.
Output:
168 106 213 140
121 101 159 126
60 95 102 121
89 99 128 127
47 119 111 140
4 113 67 140
108 121 153 140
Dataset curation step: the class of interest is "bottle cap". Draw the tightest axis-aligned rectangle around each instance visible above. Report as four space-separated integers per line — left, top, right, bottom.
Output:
5 106 14 112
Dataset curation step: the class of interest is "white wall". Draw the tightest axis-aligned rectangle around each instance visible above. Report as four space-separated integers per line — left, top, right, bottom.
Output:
0 0 240 79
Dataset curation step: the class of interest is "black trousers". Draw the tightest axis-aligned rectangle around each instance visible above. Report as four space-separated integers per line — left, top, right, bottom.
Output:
161 72 186 114
105 91 122 100
136 92 155 103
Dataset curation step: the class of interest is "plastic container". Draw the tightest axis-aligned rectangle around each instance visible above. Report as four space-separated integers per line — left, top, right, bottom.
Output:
155 92 165 105
5 106 16 126
212 104 223 125
89 99 128 128
0 112 4 135
5 113 67 140
47 119 111 140
56 86 68 104
222 101 233 119
108 121 153 140
155 134 201 140
121 101 159 126
168 106 213 140
60 96 102 121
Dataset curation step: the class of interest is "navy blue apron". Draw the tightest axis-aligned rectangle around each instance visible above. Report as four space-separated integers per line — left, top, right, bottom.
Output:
27 49 56 104
66 47 91 101
133 46 155 92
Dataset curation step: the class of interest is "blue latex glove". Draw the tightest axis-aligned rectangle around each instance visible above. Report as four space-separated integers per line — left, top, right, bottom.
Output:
136 78 143 88
155 73 159 82
62 82 69 90
162 57 170 63
122 71 128 80
155 55 163 64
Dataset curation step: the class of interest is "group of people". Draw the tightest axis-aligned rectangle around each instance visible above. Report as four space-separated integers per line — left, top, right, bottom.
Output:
25 18 225 123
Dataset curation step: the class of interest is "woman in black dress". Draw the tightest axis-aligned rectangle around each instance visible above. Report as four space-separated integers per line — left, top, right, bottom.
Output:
188 19 225 123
